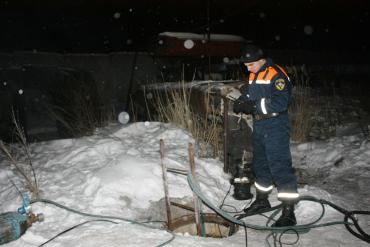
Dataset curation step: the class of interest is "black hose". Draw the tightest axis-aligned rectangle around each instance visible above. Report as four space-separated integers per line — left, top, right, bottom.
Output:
344 210 370 243
31 198 175 247
236 195 370 244
38 219 118 247
316 197 370 243
286 196 370 244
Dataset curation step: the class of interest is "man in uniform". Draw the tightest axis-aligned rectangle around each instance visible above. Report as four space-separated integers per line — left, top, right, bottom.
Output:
233 44 299 227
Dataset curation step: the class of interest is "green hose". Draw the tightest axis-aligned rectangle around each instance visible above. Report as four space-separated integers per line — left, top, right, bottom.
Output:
30 198 175 247
29 173 369 246
187 173 354 233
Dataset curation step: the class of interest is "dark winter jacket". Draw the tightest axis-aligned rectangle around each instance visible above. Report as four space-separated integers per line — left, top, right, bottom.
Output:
245 58 292 115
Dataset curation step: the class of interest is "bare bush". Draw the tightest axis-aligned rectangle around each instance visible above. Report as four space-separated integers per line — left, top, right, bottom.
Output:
47 80 114 138
288 65 313 142
153 83 222 158
0 110 39 197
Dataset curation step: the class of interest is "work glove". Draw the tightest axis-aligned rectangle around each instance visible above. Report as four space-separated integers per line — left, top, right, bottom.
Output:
239 83 249 95
233 96 256 114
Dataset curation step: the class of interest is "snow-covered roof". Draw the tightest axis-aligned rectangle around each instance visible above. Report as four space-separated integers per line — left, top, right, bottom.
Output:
159 32 246 42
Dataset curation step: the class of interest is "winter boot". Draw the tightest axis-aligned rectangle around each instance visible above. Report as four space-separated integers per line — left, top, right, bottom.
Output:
243 190 271 215
272 201 297 227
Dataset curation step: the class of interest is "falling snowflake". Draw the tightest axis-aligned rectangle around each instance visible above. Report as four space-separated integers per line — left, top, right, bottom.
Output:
304 25 314 35
126 39 132 45
113 12 121 19
184 39 195 49
275 35 281 41
18 89 23 95
3 82 7 86
158 40 164 45
129 8 133 12
223 57 230 63
118 111 130 124
219 19 224 23
259 12 266 18
146 92 153 99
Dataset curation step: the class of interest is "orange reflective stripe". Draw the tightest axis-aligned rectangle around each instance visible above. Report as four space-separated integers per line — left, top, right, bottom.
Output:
254 67 277 81
249 73 256 84
249 65 289 84
276 65 289 78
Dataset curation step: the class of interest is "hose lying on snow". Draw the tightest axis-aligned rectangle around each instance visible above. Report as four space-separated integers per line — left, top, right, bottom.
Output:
29 173 369 246
30 198 175 247
187 173 370 244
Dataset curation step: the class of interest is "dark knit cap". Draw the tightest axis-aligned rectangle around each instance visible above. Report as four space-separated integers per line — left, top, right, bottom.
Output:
240 44 265 63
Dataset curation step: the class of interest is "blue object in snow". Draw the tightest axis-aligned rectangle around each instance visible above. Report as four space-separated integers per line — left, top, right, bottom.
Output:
17 192 30 215
0 212 29 245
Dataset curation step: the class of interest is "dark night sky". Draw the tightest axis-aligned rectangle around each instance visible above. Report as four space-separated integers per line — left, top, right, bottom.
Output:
0 0 369 54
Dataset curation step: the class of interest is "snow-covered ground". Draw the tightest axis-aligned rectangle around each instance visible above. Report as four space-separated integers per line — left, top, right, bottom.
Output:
0 121 369 247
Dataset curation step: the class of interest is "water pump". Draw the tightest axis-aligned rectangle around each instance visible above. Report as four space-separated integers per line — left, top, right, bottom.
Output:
0 193 43 245
231 151 254 200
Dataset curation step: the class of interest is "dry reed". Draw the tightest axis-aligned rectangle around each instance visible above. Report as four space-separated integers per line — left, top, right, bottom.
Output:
0 110 39 197
289 65 313 142
153 83 222 158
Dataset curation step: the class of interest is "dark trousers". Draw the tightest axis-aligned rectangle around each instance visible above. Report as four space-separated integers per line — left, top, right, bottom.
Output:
252 114 297 193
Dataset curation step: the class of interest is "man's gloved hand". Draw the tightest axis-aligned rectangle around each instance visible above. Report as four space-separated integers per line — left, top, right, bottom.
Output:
233 96 256 114
239 83 248 95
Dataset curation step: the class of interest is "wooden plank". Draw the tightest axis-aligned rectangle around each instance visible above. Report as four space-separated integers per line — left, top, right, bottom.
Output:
188 142 203 236
223 96 230 173
160 139 172 229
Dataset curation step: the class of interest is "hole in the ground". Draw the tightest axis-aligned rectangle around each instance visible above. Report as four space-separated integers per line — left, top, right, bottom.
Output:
144 197 239 238
168 213 239 238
